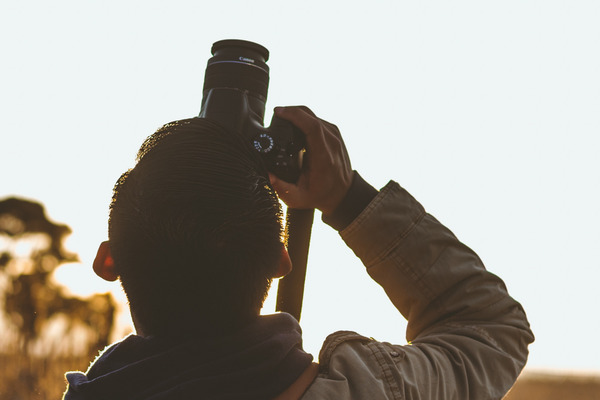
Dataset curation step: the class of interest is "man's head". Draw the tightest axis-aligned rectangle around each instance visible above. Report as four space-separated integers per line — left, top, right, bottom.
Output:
94 118 291 337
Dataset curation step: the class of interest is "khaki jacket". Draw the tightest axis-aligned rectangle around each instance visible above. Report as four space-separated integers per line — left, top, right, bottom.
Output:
302 182 534 400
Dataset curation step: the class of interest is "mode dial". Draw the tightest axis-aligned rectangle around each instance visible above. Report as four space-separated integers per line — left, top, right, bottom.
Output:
253 133 274 153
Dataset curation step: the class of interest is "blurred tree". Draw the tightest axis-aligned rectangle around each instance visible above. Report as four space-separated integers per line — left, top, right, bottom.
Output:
0 197 116 356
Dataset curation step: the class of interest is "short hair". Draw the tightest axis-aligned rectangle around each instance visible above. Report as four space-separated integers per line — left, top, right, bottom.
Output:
108 118 283 337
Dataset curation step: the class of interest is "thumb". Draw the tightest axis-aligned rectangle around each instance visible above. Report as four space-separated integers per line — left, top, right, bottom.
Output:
269 173 303 207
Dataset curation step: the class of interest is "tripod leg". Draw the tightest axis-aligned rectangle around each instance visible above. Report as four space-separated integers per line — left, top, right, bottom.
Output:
275 208 314 322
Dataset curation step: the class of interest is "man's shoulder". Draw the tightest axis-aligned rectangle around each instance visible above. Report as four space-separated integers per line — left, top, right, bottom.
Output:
317 330 374 367
302 331 402 400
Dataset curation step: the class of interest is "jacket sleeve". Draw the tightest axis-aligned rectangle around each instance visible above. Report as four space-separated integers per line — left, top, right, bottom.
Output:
337 181 534 399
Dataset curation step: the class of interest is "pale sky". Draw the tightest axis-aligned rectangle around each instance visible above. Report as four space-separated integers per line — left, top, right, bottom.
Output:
1 1 599 372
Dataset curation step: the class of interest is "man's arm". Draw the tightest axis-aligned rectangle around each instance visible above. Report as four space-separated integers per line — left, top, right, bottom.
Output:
270 106 534 399
338 180 533 398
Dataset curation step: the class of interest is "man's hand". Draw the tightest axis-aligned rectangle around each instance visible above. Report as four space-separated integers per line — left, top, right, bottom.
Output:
269 106 353 216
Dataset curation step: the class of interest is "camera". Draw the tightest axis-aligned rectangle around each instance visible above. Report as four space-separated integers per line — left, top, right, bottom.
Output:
198 39 305 183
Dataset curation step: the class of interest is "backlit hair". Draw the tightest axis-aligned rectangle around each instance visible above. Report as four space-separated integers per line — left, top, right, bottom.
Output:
108 118 283 337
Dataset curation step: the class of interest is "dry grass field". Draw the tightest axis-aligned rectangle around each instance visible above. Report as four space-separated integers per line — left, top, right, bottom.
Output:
505 371 600 400
0 352 90 400
1 354 599 400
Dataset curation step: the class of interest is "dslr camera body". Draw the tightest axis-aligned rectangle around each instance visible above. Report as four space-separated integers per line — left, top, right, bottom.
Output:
199 40 305 183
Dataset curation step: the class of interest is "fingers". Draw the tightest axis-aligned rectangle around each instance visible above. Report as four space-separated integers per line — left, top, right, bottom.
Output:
275 105 316 118
274 106 339 163
275 106 341 141
274 106 324 144
270 106 354 214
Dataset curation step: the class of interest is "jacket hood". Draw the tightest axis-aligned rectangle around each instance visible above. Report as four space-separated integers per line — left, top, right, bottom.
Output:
64 313 313 400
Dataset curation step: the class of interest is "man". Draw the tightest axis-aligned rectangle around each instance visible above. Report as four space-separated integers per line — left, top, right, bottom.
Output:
64 106 533 399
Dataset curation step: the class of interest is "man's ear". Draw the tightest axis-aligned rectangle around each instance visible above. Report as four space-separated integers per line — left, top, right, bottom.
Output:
93 241 119 282
273 243 292 279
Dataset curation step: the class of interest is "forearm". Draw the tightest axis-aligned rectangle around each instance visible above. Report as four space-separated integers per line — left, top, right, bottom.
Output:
328 180 534 398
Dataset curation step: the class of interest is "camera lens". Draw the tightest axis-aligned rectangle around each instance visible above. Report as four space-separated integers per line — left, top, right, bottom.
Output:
203 40 270 102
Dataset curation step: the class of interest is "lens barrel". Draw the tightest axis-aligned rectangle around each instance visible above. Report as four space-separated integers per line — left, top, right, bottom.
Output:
199 39 305 184
203 40 270 102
